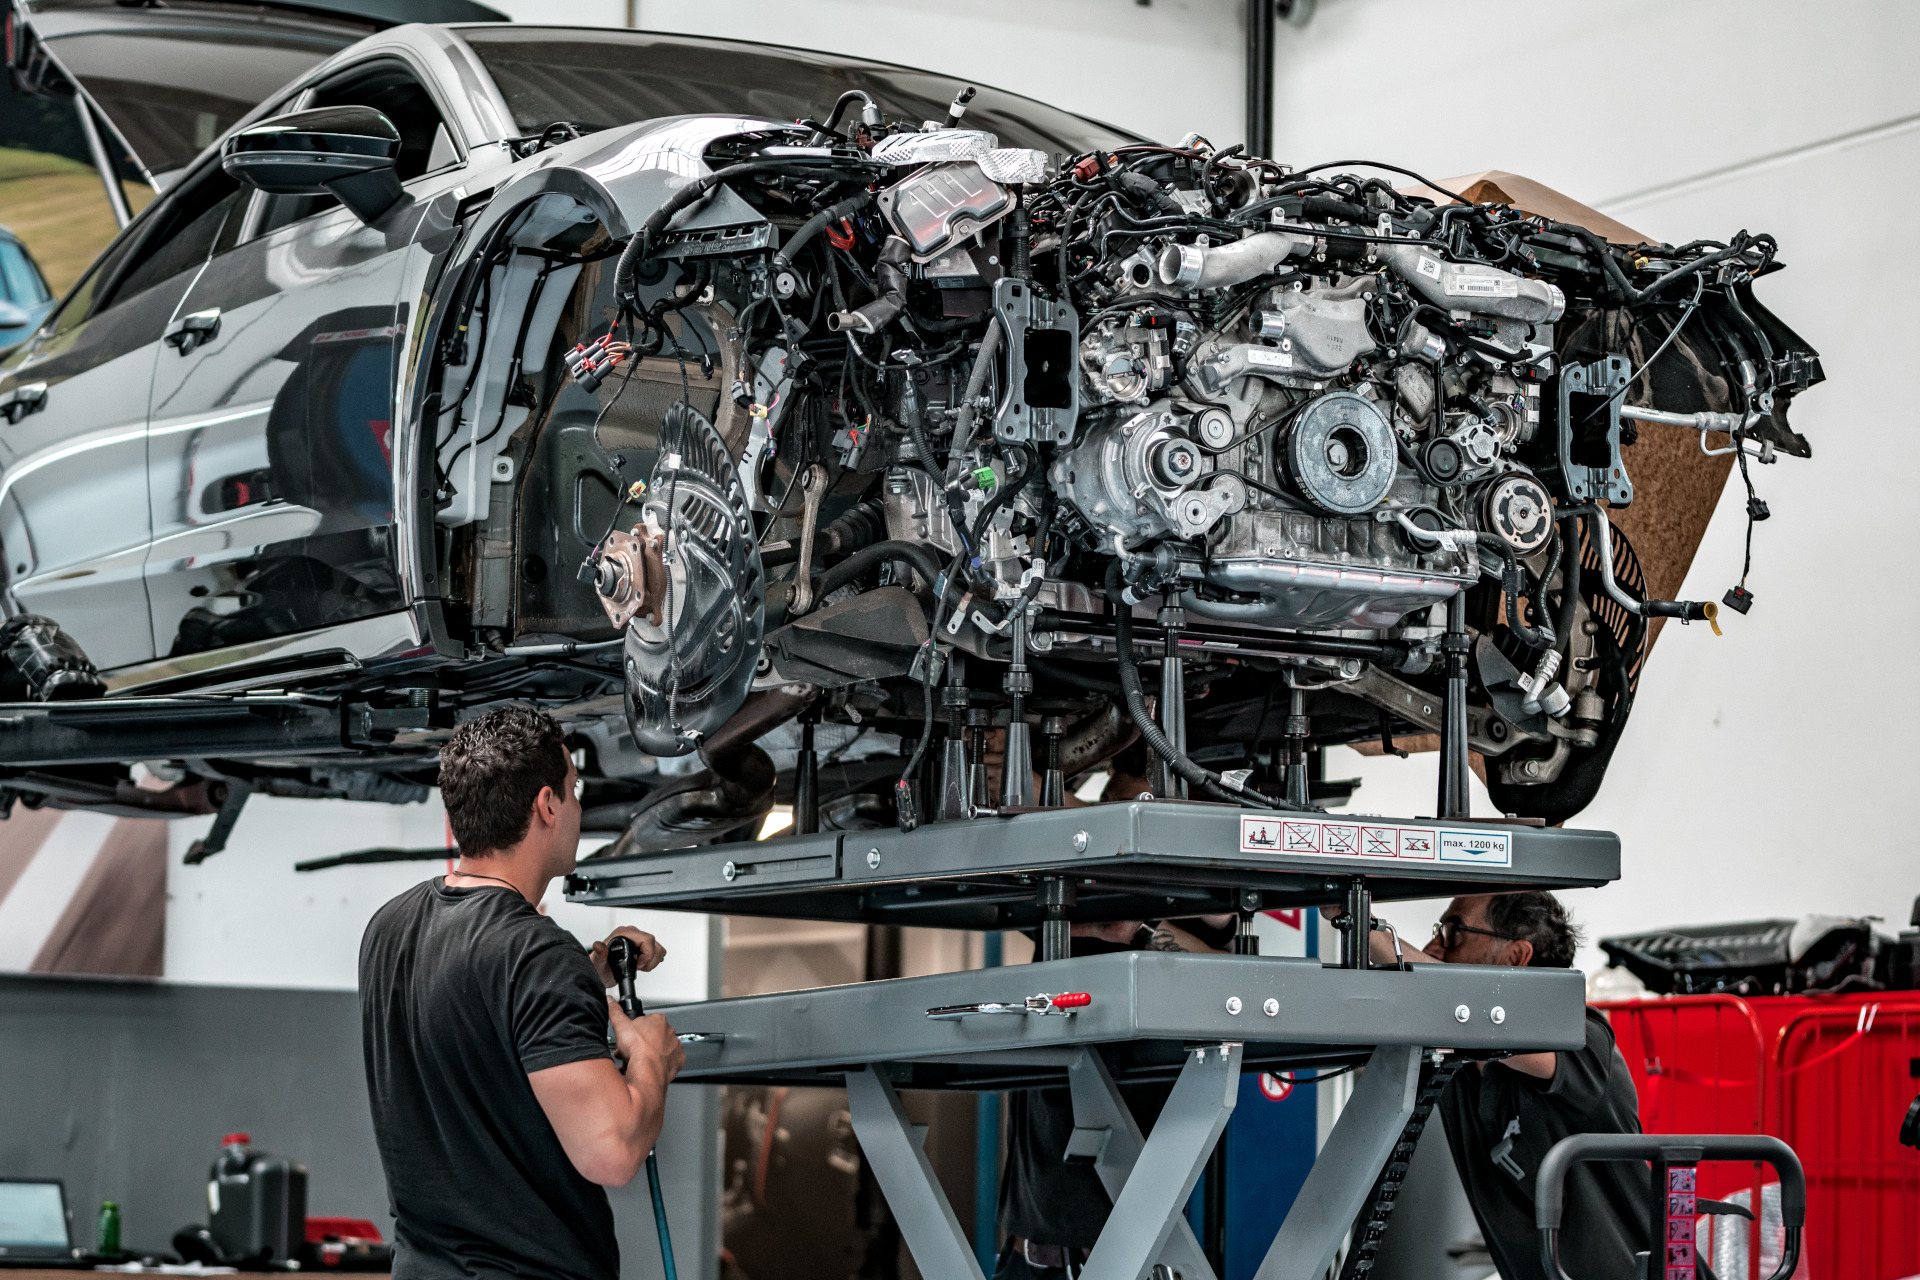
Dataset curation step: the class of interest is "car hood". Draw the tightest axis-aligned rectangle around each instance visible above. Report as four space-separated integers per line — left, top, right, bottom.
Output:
7 0 509 186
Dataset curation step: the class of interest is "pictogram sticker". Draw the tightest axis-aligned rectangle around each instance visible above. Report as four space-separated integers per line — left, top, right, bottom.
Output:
1321 824 1360 855
1282 821 1322 853
1257 1071 1294 1102
1398 829 1436 859
1360 827 1397 858
1439 829 1512 866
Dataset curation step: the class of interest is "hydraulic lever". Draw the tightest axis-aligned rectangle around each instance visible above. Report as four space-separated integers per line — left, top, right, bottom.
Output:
608 936 679 1280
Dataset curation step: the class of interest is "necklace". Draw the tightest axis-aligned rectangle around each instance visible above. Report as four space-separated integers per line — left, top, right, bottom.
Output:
446 870 521 894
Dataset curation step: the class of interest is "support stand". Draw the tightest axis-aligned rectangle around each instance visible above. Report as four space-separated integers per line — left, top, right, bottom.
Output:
1283 682 1309 809
794 713 819 836
1003 606 1035 808
1437 592 1472 820
1040 714 1068 808
1157 599 1188 799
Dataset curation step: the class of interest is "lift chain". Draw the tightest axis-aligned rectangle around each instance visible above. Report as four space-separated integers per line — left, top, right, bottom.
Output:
1337 1053 1466 1279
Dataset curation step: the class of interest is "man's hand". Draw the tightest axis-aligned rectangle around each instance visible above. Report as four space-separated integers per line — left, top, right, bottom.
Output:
591 926 666 988
608 997 686 1084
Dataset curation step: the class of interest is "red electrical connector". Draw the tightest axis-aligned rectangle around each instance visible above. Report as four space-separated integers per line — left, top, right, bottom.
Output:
564 333 633 393
1047 992 1093 1010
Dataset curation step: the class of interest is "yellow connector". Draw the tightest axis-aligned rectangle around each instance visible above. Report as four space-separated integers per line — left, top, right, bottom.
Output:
1703 600 1722 636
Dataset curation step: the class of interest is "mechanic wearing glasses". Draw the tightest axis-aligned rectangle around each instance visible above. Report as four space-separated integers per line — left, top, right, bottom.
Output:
359 706 686 1280
1363 892 1644 1280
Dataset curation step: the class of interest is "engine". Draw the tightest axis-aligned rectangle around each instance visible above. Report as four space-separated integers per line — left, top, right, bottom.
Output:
452 99 1821 846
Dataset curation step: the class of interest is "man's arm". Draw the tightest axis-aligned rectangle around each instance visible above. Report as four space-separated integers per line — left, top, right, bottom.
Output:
528 1000 685 1186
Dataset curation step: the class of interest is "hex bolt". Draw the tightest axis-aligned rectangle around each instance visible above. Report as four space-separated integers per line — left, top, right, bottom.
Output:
1453 1004 1471 1023
866 847 882 870
1490 1005 1506 1025
722 860 738 882
1262 998 1279 1017
1072 830 1089 852
1225 997 1243 1015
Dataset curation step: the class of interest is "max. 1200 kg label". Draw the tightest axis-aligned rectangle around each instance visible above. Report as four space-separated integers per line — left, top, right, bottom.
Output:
1238 815 1511 867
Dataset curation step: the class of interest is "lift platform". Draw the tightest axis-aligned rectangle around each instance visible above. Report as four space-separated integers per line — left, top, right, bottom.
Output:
566 800 1618 926
574 800 1619 1280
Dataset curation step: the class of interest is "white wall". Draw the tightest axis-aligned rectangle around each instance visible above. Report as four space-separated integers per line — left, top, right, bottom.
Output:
165 795 715 1002
1271 0 1920 969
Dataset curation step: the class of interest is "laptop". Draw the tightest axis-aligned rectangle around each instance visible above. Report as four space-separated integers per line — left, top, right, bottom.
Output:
0 1178 80 1267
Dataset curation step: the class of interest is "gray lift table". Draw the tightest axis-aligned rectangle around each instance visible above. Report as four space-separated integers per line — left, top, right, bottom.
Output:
568 800 1621 1280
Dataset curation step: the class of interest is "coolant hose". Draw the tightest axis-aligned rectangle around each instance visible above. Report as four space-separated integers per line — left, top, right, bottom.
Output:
1477 534 1556 651
615 158 865 306
810 539 946 599
773 192 874 272
1106 564 1286 810
828 235 911 333
948 318 1003 463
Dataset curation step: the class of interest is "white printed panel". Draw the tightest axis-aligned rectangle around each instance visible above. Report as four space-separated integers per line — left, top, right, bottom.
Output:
1239 815 1507 865
1439 828 1513 867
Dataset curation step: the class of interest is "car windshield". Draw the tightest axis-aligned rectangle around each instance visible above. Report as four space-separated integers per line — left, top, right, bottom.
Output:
458 27 1135 156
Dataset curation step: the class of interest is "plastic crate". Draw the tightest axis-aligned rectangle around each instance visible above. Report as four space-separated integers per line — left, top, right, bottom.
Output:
1599 993 1920 1280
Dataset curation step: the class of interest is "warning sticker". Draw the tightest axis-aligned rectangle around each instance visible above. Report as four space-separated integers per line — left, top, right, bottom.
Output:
1398 830 1436 860
1281 821 1322 854
1237 816 1508 867
1439 829 1513 866
1320 824 1360 856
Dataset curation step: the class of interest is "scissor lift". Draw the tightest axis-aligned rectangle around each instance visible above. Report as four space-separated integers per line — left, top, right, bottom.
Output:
569 800 1620 1280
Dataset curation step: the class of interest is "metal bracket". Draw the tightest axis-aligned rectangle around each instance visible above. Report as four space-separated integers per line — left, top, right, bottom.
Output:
183 777 253 865
1554 355 1633 505
991 277 1079 444
1251 1043 1423 1280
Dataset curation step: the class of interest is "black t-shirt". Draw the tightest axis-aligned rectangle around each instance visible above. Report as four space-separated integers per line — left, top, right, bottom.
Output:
359 879 618 1280
1438 1007 1649 1280
997 919 1238 1250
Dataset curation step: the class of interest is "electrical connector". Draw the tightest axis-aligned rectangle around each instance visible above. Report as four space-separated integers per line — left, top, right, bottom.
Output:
1722 585 1755 615
565 334 632 393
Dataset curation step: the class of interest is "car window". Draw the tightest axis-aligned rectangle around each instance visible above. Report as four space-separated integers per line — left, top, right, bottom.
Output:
0 241 49 307
254 60 455 238
102 167 249 312
460 28 1134 155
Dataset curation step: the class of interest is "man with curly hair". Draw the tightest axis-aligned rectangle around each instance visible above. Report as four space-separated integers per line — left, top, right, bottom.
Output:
359 706 684 1280
1359 892 1644 1280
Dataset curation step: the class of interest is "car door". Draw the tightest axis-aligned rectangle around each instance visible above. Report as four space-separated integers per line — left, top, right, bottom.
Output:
0 169 250 669
142 58 467 661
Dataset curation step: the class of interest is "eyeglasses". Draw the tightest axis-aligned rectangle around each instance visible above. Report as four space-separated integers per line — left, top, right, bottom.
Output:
1431 919 1519 948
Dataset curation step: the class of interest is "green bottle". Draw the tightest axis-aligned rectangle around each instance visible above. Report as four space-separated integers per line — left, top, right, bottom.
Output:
96 1201 120 1256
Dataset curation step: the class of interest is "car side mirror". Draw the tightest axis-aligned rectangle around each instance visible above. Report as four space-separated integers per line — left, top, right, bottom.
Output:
221 105 404 225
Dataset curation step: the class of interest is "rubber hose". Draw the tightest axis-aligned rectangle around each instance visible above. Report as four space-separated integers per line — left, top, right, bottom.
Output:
1477 534 1556 651
810 539 946 599
1106 564 1282 810
615 159 861 305
773 191 874 272
827 235 910 333
947 318 1003 464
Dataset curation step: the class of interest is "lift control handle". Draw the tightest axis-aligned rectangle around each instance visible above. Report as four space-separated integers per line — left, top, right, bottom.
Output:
926 991 1092 1020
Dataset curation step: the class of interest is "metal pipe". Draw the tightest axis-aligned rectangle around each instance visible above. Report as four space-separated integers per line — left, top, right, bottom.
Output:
74 97 132 230
1620 404 1755 435
1245 0 1275 160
